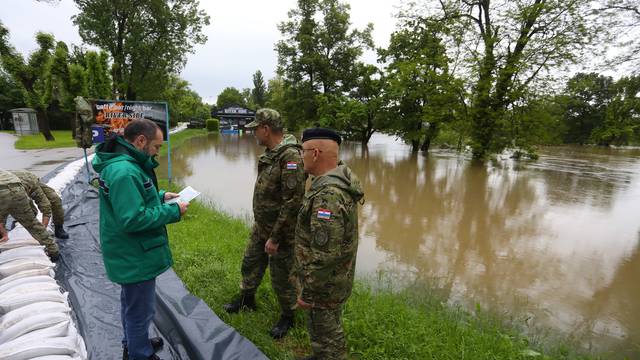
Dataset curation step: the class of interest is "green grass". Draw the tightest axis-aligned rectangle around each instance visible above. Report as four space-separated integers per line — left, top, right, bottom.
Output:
7 130 77 149
159 180 606 360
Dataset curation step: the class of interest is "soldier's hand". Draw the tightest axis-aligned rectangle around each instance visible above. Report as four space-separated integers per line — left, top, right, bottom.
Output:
265 238 279 255
296 298 312 310
42 216 50 228
177 202 189 216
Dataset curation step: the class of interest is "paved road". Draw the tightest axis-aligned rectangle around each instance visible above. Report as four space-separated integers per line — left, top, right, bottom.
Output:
0 132 91 177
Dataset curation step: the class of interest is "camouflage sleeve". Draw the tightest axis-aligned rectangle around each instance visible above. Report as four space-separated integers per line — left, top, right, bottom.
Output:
299 190 346 305
31 184 53 218
269 148 306 245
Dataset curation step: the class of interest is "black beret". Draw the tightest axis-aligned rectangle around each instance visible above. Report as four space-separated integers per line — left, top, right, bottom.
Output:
301 127 342 145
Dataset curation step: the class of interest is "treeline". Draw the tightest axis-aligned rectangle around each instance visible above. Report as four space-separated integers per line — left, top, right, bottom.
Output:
231 0 639 159
0 0 210 141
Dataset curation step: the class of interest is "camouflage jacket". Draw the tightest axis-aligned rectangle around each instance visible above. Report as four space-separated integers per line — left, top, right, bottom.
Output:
0 169 21 186
253 134 306 246
295 163 364 309
11 170 52 218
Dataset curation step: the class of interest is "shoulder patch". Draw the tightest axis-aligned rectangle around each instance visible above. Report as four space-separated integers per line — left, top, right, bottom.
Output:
286 162 298 170
317 208 332 220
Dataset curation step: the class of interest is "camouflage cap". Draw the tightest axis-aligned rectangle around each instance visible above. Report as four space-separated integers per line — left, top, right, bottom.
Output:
245 108 282 129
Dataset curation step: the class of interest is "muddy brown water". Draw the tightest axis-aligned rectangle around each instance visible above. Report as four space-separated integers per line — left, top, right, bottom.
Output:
158 132 640 357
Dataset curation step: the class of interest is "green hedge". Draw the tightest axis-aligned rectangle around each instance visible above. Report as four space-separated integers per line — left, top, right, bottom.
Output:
206 118 220 132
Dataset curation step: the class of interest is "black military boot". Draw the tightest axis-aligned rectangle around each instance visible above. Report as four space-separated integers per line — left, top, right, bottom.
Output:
269 313 294 339
54 224 69 239
46 250 60 263
222 292 256 313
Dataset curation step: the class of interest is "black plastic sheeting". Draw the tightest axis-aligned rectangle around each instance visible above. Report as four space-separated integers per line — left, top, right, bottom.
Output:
52 166 268 360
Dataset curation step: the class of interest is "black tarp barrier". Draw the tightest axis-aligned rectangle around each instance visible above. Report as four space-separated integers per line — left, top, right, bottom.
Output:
52 167 268 360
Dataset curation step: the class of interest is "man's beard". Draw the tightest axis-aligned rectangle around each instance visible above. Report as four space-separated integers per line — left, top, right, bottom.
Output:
142 143 154 157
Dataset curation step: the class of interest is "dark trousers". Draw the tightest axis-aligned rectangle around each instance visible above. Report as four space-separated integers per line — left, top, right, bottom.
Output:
120 278 156 360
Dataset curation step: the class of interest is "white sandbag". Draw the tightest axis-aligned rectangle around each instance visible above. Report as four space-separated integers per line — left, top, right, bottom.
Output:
0 281 60 298
0 245 46 264
0 301 71 332
5 226 36 241
0 268 55 287
29 356 77 360
0 313 71 346
0 335 78 360
0 290 67 315
0 257 54 278
0 312 69 344
0 238 40 251
67 321 88 360
0 275 57 294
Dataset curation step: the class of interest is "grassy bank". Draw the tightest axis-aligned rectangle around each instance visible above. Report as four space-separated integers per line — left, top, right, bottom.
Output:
5 130 76 149
160 128 207 157
160 181 603 360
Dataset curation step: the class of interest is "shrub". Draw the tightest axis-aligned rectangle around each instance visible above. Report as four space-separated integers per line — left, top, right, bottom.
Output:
206 118 220 132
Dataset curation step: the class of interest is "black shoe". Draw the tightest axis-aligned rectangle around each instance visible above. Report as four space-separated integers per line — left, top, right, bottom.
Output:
123 337 164 360
47 252 60 263
148 355 162 360
222 292 256 313
54 224 69 239
269 313 294 339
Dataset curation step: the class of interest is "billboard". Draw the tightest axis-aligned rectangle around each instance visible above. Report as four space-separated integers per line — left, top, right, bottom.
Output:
91 100 168 142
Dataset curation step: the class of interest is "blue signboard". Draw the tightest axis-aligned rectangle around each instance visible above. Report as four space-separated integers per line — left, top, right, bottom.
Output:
92 125 105 143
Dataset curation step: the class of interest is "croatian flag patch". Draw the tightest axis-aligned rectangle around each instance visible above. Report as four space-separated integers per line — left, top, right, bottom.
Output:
286 162 298 170
317 208 332 220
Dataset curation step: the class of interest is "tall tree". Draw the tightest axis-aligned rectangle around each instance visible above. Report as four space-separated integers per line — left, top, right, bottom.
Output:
380 18 461 152
252 70 267 107
85 51 111 99
73 0 209 100
0 23 56 140
410 0 606 158
0 66 25 127
216 87 245 109
276 0 373 128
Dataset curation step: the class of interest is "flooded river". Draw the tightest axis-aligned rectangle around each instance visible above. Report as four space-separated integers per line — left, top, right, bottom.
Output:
158 133 640 357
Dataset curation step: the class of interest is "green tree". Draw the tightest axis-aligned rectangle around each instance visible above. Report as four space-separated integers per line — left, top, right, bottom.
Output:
380 18 461 152
317 64 387 144
216 87 245 109
162 75 209 125
242 88 256 110
85 51 111 99
591 75 640 145
0 66 25 126
0 24 56 140
73 0 209 100
416 0 605 158
276 0 373 128
562 73 614 144
252 70 267 107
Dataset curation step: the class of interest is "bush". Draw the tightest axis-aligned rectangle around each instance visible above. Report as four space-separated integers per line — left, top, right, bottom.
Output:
206 118 219 132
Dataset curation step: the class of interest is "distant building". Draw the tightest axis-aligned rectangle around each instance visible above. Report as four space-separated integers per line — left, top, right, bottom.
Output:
9 108 39 135
212 105 255 130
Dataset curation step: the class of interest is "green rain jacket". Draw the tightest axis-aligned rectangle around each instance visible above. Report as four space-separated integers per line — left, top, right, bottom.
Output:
92 136 181 284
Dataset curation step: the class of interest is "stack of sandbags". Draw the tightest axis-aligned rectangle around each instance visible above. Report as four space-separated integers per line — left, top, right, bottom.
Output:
0 229 87 360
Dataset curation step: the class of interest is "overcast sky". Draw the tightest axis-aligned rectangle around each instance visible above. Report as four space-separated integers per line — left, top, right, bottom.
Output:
0 0 400 104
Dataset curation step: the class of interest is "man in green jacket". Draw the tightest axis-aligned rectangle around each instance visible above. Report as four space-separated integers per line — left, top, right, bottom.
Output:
92 119 188 360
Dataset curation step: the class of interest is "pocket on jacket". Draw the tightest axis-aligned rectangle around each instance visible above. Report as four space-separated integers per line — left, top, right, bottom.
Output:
140 235 167 251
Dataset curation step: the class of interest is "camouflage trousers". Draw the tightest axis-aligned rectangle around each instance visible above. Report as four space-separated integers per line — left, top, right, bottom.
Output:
0 184 59 256
308 305 348 360
29 184 65 225
240 227 297 315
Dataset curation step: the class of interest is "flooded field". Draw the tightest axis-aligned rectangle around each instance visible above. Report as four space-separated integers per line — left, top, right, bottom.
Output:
158 133 640 357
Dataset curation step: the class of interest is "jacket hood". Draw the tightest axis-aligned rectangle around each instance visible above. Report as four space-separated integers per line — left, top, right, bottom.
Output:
271 133 300 154
92 135 158 174
310 163 364 202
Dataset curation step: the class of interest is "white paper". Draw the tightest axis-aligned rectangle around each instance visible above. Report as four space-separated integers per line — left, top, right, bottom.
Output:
166 186 201 204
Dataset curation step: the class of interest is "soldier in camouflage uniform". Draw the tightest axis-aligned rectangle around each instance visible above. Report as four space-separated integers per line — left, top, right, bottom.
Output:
11 170 69 239
223 108 307 339
0 169 60 261
295 128 364 360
